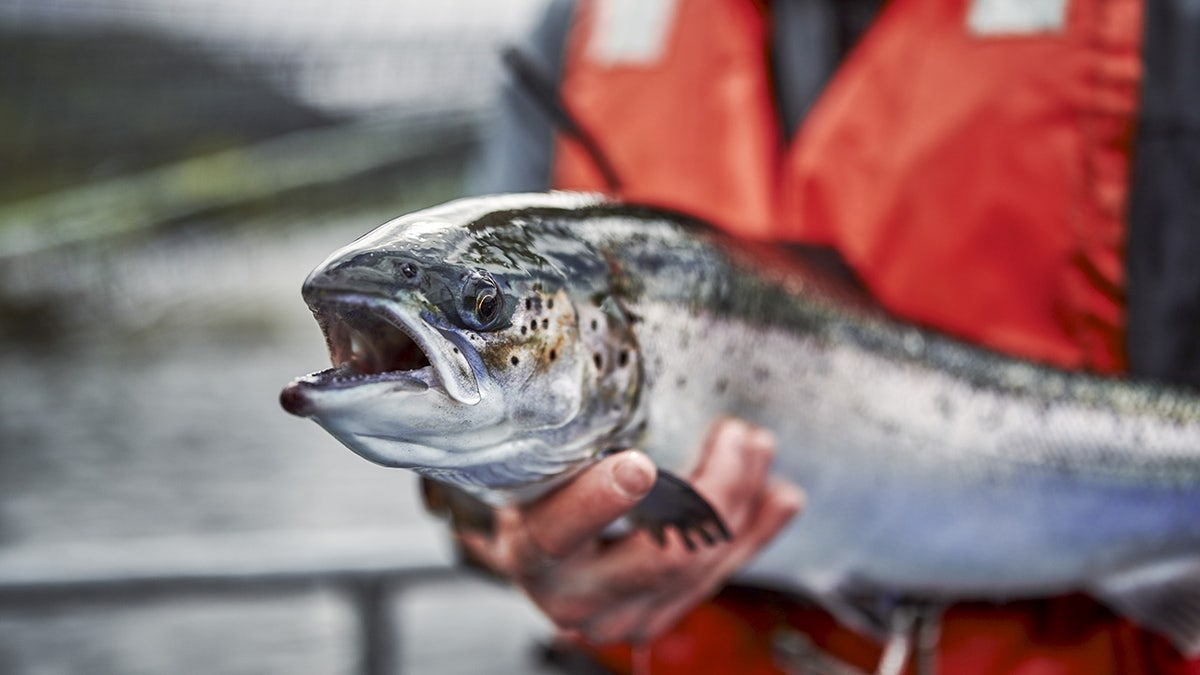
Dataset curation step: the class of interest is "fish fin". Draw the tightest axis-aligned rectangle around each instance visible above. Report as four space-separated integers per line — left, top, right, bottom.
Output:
1093 556 1200 657
819 589 893 640
627 470 731 550
420 478 497 536
874 602 944 675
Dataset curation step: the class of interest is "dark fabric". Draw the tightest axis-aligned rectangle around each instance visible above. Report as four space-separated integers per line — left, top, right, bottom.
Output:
769 0 839 138
469 0 577 194
770 0 882 138
1126 0 1200 390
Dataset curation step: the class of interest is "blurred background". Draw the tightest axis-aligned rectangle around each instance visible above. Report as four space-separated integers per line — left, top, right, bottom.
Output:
0 1 566 672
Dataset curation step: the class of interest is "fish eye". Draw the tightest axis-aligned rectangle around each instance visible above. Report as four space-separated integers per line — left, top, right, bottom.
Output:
460 272 505 331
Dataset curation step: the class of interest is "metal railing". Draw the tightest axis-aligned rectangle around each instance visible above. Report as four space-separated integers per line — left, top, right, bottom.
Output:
0 528 472 675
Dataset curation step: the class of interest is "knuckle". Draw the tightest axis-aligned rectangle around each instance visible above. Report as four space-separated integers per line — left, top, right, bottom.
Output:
510 530 564 578
539 599 591 630
584 621 637 646
659 549 697 577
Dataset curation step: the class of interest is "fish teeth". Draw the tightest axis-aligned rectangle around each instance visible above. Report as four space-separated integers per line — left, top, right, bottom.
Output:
349 330 378 374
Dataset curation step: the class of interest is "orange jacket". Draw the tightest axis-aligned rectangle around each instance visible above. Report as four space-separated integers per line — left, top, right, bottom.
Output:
580 588 1199 675
541 0 1200 672
554 0 1136 375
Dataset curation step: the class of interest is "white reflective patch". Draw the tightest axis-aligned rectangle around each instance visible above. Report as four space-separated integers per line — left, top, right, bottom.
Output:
588 0 679 65
967 0 1069 35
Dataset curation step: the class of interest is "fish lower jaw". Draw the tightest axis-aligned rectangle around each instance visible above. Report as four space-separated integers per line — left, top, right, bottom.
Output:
324 362 436 389
279 364 437 417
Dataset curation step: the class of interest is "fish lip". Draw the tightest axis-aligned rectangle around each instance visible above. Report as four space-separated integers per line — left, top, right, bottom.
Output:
302 292 481 405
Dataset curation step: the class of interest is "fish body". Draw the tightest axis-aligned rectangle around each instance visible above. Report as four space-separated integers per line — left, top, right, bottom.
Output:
281 192 1200 652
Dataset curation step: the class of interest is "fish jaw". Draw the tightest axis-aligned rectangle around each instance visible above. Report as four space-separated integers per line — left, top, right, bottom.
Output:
313 290 482 405
280 292 511 468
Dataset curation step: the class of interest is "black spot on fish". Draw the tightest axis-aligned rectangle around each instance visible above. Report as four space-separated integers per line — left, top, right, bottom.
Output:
549 349 557 361
453 347 459 354
530 319 537 331
542 319 549 329
521 326 527 335
676 376 688 388
715 379 729 394
594 353 603 370
618 350 629 368
814 359 833 377
525 298 532 311
590 319 599 331
936 394 956 420
547 298 554 310
511 356 519 366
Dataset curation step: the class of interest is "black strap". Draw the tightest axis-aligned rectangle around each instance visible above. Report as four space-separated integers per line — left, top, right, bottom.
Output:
1125 0 1200 390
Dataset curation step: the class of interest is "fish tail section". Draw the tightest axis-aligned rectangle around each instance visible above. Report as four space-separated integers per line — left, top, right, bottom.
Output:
1093 556 1200 656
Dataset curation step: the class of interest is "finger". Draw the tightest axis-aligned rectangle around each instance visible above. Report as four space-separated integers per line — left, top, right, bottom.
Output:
577 519 725 600
536 478 804 637
577 593 663 645
575 548 717 645
635 582 721 643
687 416 743 477
456 506 523 573
571 441 797 590
711 478 804 580
515 451 657 566
691 421 778 529
631 482 803 642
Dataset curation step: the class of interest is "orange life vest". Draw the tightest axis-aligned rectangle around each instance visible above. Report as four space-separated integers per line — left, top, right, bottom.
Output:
546 0 1200 672
553 0 1142 374
576 588 1200 675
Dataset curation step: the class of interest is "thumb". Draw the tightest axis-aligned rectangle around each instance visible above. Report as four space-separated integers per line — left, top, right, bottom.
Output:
518 451 657 562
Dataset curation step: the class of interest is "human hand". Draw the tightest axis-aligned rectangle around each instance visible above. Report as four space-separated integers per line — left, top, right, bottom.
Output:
456 417 804 644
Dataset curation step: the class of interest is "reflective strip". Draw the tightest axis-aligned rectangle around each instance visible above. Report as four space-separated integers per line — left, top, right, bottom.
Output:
968 0 1069 34
588 0 679 65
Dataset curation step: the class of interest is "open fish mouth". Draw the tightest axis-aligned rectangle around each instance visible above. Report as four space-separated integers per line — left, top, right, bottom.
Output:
281 294 482 416
316 303 434 388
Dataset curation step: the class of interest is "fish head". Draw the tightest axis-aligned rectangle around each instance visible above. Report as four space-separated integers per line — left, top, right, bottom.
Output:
280 193 641 502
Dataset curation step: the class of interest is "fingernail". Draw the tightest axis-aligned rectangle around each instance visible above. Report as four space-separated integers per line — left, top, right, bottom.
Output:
722 417 748 436
749 426 777 451
779 483 806 514
612 452 655 500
